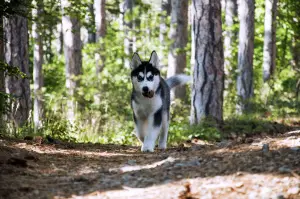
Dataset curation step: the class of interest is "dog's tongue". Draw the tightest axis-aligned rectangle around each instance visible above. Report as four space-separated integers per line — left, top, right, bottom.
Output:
143 91 154 98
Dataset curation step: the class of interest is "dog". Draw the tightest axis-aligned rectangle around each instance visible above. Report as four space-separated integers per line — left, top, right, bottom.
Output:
130 51 191 152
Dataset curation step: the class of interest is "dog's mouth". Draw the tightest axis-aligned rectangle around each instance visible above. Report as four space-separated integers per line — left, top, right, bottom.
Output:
142 90 154 98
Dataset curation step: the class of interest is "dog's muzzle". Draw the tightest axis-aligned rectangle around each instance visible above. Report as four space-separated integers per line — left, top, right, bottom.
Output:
142 90 154 98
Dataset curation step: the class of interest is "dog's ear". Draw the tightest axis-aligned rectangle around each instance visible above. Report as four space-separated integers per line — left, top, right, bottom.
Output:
130 53 142 69
149 51 160 69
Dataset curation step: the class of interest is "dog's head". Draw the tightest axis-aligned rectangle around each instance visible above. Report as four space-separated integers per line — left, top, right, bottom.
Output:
130 51 161 98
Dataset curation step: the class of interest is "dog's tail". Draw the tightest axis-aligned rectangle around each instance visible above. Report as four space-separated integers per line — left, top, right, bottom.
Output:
166 74 191 89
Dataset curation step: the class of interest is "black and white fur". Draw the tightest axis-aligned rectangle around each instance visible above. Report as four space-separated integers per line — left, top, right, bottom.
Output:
130 51 191 152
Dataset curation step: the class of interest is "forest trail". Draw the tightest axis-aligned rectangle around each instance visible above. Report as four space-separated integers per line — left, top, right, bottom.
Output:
0 131 299 199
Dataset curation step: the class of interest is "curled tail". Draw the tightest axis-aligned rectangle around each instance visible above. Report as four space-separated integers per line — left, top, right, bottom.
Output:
166 74 191 89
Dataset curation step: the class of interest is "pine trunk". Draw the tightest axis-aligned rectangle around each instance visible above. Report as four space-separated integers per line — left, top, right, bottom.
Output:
0 16 5 126
32 0 44 129
4 15 31 127
167 0 188 100
88 1 96 43
190 0 224 124
94 0 106 74
159 0 171 43
224 0 237 93
263 0 277 82
62 0 82 123
123 0 133 68
236 0 255 113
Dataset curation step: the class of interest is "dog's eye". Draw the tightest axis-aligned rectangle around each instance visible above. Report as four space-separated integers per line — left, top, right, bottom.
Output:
137 75 144 81
148 75 154 81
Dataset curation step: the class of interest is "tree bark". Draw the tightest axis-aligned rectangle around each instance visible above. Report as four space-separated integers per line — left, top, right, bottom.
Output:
61 0 82 123
4 14 31 127
236 0 255 113
122 0 133 68
224 0 237 93
159 0 171 43
32 0 44 130
88 1 96 43
0 16 5 126
94 0 106 74
190 0 224 124
263 0 277 82
167 0 188 100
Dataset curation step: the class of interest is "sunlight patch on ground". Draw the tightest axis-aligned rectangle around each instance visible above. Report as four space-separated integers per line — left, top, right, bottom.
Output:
110 156 178 173
12 143 132 158
67 173 300 199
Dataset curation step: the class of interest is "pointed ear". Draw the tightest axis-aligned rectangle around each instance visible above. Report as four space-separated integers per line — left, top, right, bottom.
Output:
149 51 160 69
130 53 142 69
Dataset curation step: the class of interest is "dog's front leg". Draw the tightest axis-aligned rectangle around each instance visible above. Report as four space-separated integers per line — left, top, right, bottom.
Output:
141 109 162 152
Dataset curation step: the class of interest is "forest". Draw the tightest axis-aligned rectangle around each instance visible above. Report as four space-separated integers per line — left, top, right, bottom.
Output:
0 0 300 198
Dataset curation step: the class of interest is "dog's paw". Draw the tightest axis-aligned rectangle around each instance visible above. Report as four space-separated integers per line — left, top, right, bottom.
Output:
141 144 154 152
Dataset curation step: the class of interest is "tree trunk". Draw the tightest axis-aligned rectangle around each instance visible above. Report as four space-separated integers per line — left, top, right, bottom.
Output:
167 0 188 100
236 0 255 113
159 0 171 43
4 14 31 127
0 16 5 127
190 0 224 124
122 0 133 68
224 0 237 93
94 0 106 74
62 0 82 123
55 23 63 54
263 0 277 82
32 0 44 130
88 1 96 43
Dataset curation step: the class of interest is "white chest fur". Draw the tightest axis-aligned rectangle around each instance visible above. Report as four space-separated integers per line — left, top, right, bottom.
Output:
132 94 162 120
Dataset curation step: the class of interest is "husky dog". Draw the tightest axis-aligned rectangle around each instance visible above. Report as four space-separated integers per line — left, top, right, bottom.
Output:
130 51 191 152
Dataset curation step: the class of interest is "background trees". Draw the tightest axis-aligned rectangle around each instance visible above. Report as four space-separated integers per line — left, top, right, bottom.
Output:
236 0 255 113
4 5 31 127
190 0 224 124
167 0 188 100
0 0 299 144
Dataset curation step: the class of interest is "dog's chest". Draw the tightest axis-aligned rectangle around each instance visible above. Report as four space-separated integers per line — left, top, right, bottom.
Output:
132 95 162 119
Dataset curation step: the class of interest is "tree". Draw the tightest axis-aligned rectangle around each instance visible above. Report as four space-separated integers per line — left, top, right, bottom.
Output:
4 11 31 127
236 0 255 113
0 16 5 127
94 0 106 74
88 0 96 43
190 0 224 124
122 0 133 68
167 0 188 100
32 0 44 129
224 0 237 93
61 0 82 122
159 0 171 43
263 0 278 82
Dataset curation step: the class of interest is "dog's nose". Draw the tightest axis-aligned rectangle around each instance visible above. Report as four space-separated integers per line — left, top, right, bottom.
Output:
142 86 149 93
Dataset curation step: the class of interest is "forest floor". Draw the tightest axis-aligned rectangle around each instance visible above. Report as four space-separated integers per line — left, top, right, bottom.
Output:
0 127 300 199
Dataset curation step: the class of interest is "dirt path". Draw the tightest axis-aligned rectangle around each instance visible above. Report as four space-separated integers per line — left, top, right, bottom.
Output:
0 131 299 199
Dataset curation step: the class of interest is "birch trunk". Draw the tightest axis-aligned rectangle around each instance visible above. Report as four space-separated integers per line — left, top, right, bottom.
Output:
236 0 255 113
167 0 188 100
4 14 31 127
32 0 44 129
263 0 277 82
62 0 82 123
190 0 224 124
